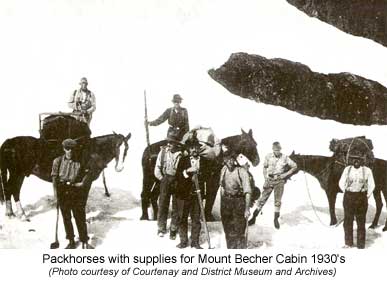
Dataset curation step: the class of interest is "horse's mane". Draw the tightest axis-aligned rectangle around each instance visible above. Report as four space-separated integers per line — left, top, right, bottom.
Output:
90 134 122 141
221 134 240 144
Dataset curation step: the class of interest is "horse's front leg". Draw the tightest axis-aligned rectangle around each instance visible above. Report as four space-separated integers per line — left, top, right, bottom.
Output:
13 175 28 221
102 170 110 197
5 200 15 218
326 189 338 226
369 190 382 229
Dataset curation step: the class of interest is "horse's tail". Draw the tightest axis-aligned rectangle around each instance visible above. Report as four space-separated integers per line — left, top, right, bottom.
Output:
0 145 6 204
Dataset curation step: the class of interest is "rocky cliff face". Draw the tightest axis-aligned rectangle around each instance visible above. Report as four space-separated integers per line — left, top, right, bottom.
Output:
287 0 387 47
208 53 387 125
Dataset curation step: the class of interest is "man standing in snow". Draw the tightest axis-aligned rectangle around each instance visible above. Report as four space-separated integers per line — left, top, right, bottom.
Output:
148 94 189 141
248 142 297 229
220 151 252 249
154 134 182 239
339 152 375 249
51 138 93 249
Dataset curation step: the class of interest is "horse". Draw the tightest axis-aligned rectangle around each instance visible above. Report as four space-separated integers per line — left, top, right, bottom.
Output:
140 129 260 221
289 152 387 230
0 132 131 220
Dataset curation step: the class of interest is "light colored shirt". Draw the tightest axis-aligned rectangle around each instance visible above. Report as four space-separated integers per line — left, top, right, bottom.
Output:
339 166 375 196
51 156 81 183
68 89 96 114
263 153 297 176
219 166 252 196
154 146 182 181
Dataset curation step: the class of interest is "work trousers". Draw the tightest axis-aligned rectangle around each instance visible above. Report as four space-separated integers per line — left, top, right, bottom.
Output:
176 195 201 246
256 180 285 213
221 195 247 249
57 183 89 243
157 175 178 233
343 191 368 249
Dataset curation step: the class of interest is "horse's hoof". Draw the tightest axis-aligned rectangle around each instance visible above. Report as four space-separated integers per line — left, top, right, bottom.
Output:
382 227 387 232
140 215 149 221
369 224 377 229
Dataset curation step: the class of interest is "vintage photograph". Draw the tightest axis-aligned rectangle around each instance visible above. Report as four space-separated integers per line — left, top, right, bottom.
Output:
0 0 386 251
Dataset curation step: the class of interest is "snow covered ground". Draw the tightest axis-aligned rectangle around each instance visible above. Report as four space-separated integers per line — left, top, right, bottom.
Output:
1 172 386 249
0 0 386 250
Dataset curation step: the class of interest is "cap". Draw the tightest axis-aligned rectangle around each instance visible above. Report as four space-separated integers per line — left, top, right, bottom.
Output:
62 138 77 149
79 77 88 84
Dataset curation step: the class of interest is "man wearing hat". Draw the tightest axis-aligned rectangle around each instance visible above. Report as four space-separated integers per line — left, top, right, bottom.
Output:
148 94 189 141
220 151 252 249
51 138 93 249
68 77 96 126
248 141 297 229
175 136 211 249
154 133 183 239
339 152 375 249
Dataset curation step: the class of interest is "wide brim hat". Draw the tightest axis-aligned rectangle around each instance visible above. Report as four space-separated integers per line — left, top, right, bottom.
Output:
172 94 183 103
223 150 237 161
348 150 365 160
62 138 77 149
165 133 181 145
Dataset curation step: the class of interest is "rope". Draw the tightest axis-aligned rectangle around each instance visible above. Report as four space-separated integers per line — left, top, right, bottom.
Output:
301 158 330 227
301 158 343 228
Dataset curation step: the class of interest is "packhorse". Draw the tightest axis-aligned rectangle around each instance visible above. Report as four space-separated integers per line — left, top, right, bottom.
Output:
0 114 131 220
289 152 387 231
140 129 260 221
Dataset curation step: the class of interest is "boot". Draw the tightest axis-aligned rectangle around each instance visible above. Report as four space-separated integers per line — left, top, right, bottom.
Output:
176 242 188 249
140 200 149 220
191 242 203 249
169 230 177 240
274 212 280 229
65 239 76 249
82 242 94 249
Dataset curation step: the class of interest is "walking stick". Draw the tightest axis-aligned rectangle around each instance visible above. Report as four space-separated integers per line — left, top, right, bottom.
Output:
193 174 213 249
245 215 249 248
50 203 60 249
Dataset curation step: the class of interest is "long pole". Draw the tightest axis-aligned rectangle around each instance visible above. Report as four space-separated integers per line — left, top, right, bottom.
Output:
193 174 213 249
144 90 151 147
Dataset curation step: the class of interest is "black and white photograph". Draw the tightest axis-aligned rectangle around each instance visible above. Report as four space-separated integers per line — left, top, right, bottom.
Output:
0 0 386 283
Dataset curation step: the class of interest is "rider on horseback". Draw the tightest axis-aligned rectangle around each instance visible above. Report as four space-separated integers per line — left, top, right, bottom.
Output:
68 77 96 126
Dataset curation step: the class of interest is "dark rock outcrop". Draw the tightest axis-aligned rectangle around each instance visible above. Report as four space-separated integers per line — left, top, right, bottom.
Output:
208 53 387 125
287 0 387 47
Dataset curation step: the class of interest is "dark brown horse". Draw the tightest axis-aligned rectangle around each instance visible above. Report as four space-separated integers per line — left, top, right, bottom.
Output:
289 153 387 230
140 129 260 221
0 132 131 220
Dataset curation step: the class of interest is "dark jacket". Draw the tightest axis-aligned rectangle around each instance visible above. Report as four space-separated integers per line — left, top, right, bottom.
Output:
150 107 189 134
175 155 211 200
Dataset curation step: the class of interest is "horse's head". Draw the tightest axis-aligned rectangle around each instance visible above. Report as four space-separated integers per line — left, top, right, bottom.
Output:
112 132 131 172
236 129 260 167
